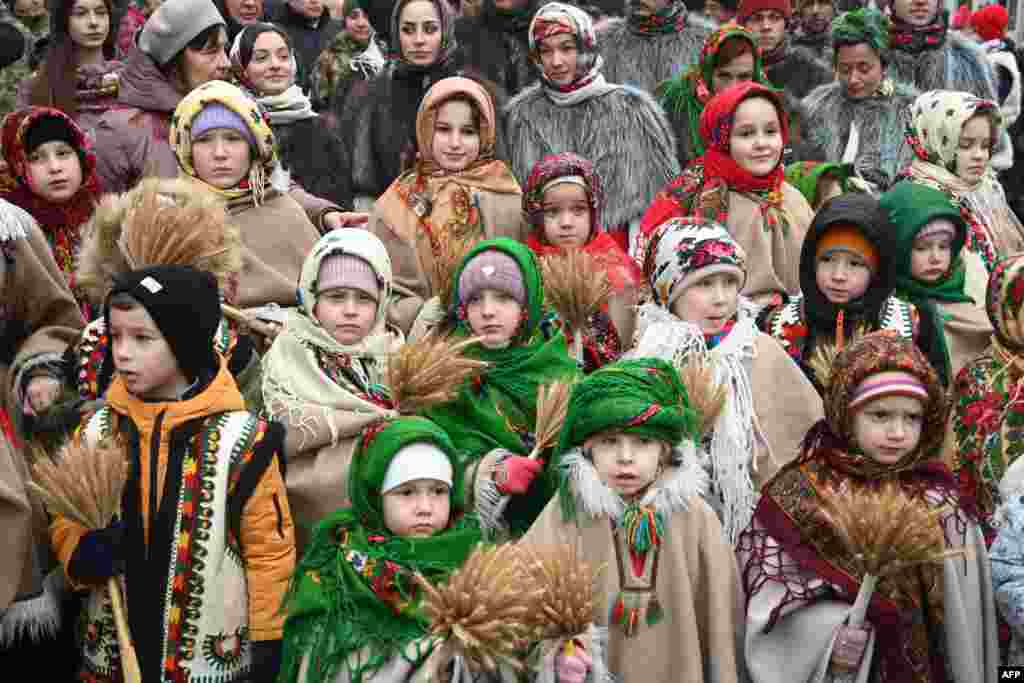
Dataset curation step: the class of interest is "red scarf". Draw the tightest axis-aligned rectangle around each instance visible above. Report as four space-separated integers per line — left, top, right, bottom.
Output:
526 231 641 292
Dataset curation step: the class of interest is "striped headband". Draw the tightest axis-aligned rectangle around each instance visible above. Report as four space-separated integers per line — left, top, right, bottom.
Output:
848 371 929 412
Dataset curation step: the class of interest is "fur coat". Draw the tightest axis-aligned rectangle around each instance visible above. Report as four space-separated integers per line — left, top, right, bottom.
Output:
596 13 714 95
504 84 680 230
764 43 834 100
454 2 536 96
802 79 919 189
888 30 998 100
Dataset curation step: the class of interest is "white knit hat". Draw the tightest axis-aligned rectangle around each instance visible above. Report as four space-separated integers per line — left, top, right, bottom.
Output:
138 0 225 66
380 443 454 494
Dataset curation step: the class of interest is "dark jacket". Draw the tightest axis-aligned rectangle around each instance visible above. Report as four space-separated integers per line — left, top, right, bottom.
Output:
270 3 343 92
454 1 536 96
274 116 354 209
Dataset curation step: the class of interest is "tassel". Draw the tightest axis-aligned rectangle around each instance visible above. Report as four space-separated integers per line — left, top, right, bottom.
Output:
646 594 664 626
623 504 664 554
836 309 845 351
610 594 625 625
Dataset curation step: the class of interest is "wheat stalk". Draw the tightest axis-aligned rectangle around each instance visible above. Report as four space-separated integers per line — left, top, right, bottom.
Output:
540 250 612 362
527 380 574 460
27 437 141 683
385 333 489 414
415 544 543 672
519 544 602 642
809 325 866 392
678 358 727 436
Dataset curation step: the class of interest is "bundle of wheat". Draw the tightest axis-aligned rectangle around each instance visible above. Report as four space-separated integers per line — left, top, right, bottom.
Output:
28 438 141 683
677 358 727 437
521 543 601 642
528 380 574 460
540 251 612 362
385 334 488 415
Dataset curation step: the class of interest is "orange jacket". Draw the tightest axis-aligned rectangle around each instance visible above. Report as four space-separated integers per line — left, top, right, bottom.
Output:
50 360 296 640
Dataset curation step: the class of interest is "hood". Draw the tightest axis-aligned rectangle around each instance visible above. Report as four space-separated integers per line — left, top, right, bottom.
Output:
117 47 184 113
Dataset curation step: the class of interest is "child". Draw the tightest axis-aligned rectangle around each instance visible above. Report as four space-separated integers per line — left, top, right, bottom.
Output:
522 152 641 373
953 253 1024 541
49 264 296 683
881 181 993 386
632 217 822 541
784 161 854 212
262 229 403 551
170 79 322 311
277 415 484 683
424 237 578 537
370 76 525 335
758 193 921 392
737 333 997 682
521 358 744 682
637 81 812 306
1 106 102 318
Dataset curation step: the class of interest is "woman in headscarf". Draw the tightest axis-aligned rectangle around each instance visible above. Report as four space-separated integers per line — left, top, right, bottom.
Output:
230 22 355 213
899 88 1024 302
313 0 386 113
952 253 1024 542
504 1 680 252
369 76 524 335
738 332 998 683
18 0 122 137
342 0 464 209
802 7 919 191
637 81 812 306
170 79 320 311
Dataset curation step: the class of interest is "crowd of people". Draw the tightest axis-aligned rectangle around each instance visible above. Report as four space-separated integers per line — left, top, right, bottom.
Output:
0 0 1023 679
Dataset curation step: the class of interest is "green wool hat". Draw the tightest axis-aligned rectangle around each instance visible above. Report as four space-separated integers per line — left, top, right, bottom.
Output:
831 7 890 60
784 161 852 207
348 416 466 531
558 358 700 454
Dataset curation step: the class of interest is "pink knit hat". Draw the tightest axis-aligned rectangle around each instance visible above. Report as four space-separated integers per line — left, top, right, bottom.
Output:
317 253 381 300
457 250 526 305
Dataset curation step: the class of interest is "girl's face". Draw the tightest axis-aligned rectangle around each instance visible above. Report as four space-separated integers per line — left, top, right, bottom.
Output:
191 127 252 190
835 42 883 100
711 50 755 94
314 287 378 345
670 271 741 336
541 182 591 248
910 225 954 283
465 288 523 349
68 0 110 50
245 31 293 96
382 479 451 538
815 250 872 304
538 34 578 86
851 395 924 465
226 0 263 23
956 114 992 185
431 100 481 173
398 0 443 66
27 141 84 203
345 7 372 42
585 430 666 499
729 96 783 177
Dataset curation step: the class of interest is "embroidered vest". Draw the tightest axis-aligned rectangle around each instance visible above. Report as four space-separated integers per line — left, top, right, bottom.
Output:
78 406 268 683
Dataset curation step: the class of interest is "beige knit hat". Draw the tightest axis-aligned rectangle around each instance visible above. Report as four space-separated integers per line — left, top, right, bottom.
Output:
138 0 225 66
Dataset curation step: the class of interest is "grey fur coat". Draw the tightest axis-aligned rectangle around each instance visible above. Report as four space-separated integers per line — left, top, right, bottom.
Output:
503 84 681 229
765 43 835 100
802 79 920 189
888 30 997 99
596 13 714 94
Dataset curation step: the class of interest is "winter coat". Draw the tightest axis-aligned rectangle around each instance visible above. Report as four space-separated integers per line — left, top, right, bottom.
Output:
16 59 123 139
596 12 714 95
312 30 386 112
273 117 354 210
764 42 834 100
792 28 832 61
889 29 998 100
270 3 343 92
92 47 181 194
454 9 535 97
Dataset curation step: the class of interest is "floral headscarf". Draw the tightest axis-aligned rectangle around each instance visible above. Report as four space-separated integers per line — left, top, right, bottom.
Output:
986 253 1024 351
528 2 615 102
0 106 102 312
523 152 603 237
170 80 280 207
831 7 891 60
906 89 1001 174
645 217 747 308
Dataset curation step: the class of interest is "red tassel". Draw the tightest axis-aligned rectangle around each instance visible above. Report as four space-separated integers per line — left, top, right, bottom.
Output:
611 595 625 624
836 309 845 351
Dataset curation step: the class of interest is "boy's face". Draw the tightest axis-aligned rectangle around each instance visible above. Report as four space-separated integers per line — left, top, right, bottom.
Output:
815 249 872 304
465 288 523 350
746 9 786 52
314 287 378 346
585 430 666 499
910 227 954 284
382 478 451 537
541 182 591 249
851 395 924 465
670 271 741 335
27 141 84 204
109 305 191 400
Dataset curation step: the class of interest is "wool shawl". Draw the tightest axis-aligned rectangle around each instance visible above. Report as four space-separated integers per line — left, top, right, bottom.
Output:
739 333 979 683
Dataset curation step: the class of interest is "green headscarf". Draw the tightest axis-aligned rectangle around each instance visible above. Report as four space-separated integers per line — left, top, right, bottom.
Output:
831 7 891 63
784 161 853 208
423 238 579 535
656 21 771 160
279 417 482 683
880 181 972 384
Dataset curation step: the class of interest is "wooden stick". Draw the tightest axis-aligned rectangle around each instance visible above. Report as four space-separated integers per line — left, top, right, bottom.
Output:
107 577 142 683
221 303 279 341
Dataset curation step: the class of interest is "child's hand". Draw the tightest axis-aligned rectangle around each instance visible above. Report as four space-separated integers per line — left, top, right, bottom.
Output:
556 645 592 683
830 624 871 673
23 375 61 416
495 455 544 495
323 211 369 231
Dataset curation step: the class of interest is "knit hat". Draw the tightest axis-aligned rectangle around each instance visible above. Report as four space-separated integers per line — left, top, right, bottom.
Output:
23 114 77 154
738 0 792 20
138 0 225 65
951 3 972 29
916 218 958 242
316 253 380 300
105 265 222 383
848 370 929 412
380 442 454 493
970 3 1007 41
558 358 699 453
456 249 527 305
646 217 747 308
815 223 880 272
190 103 257 147
785 161 853 207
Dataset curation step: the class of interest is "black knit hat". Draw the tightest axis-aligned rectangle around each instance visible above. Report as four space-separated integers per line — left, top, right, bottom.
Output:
105 265 222 384
23 114 77 154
